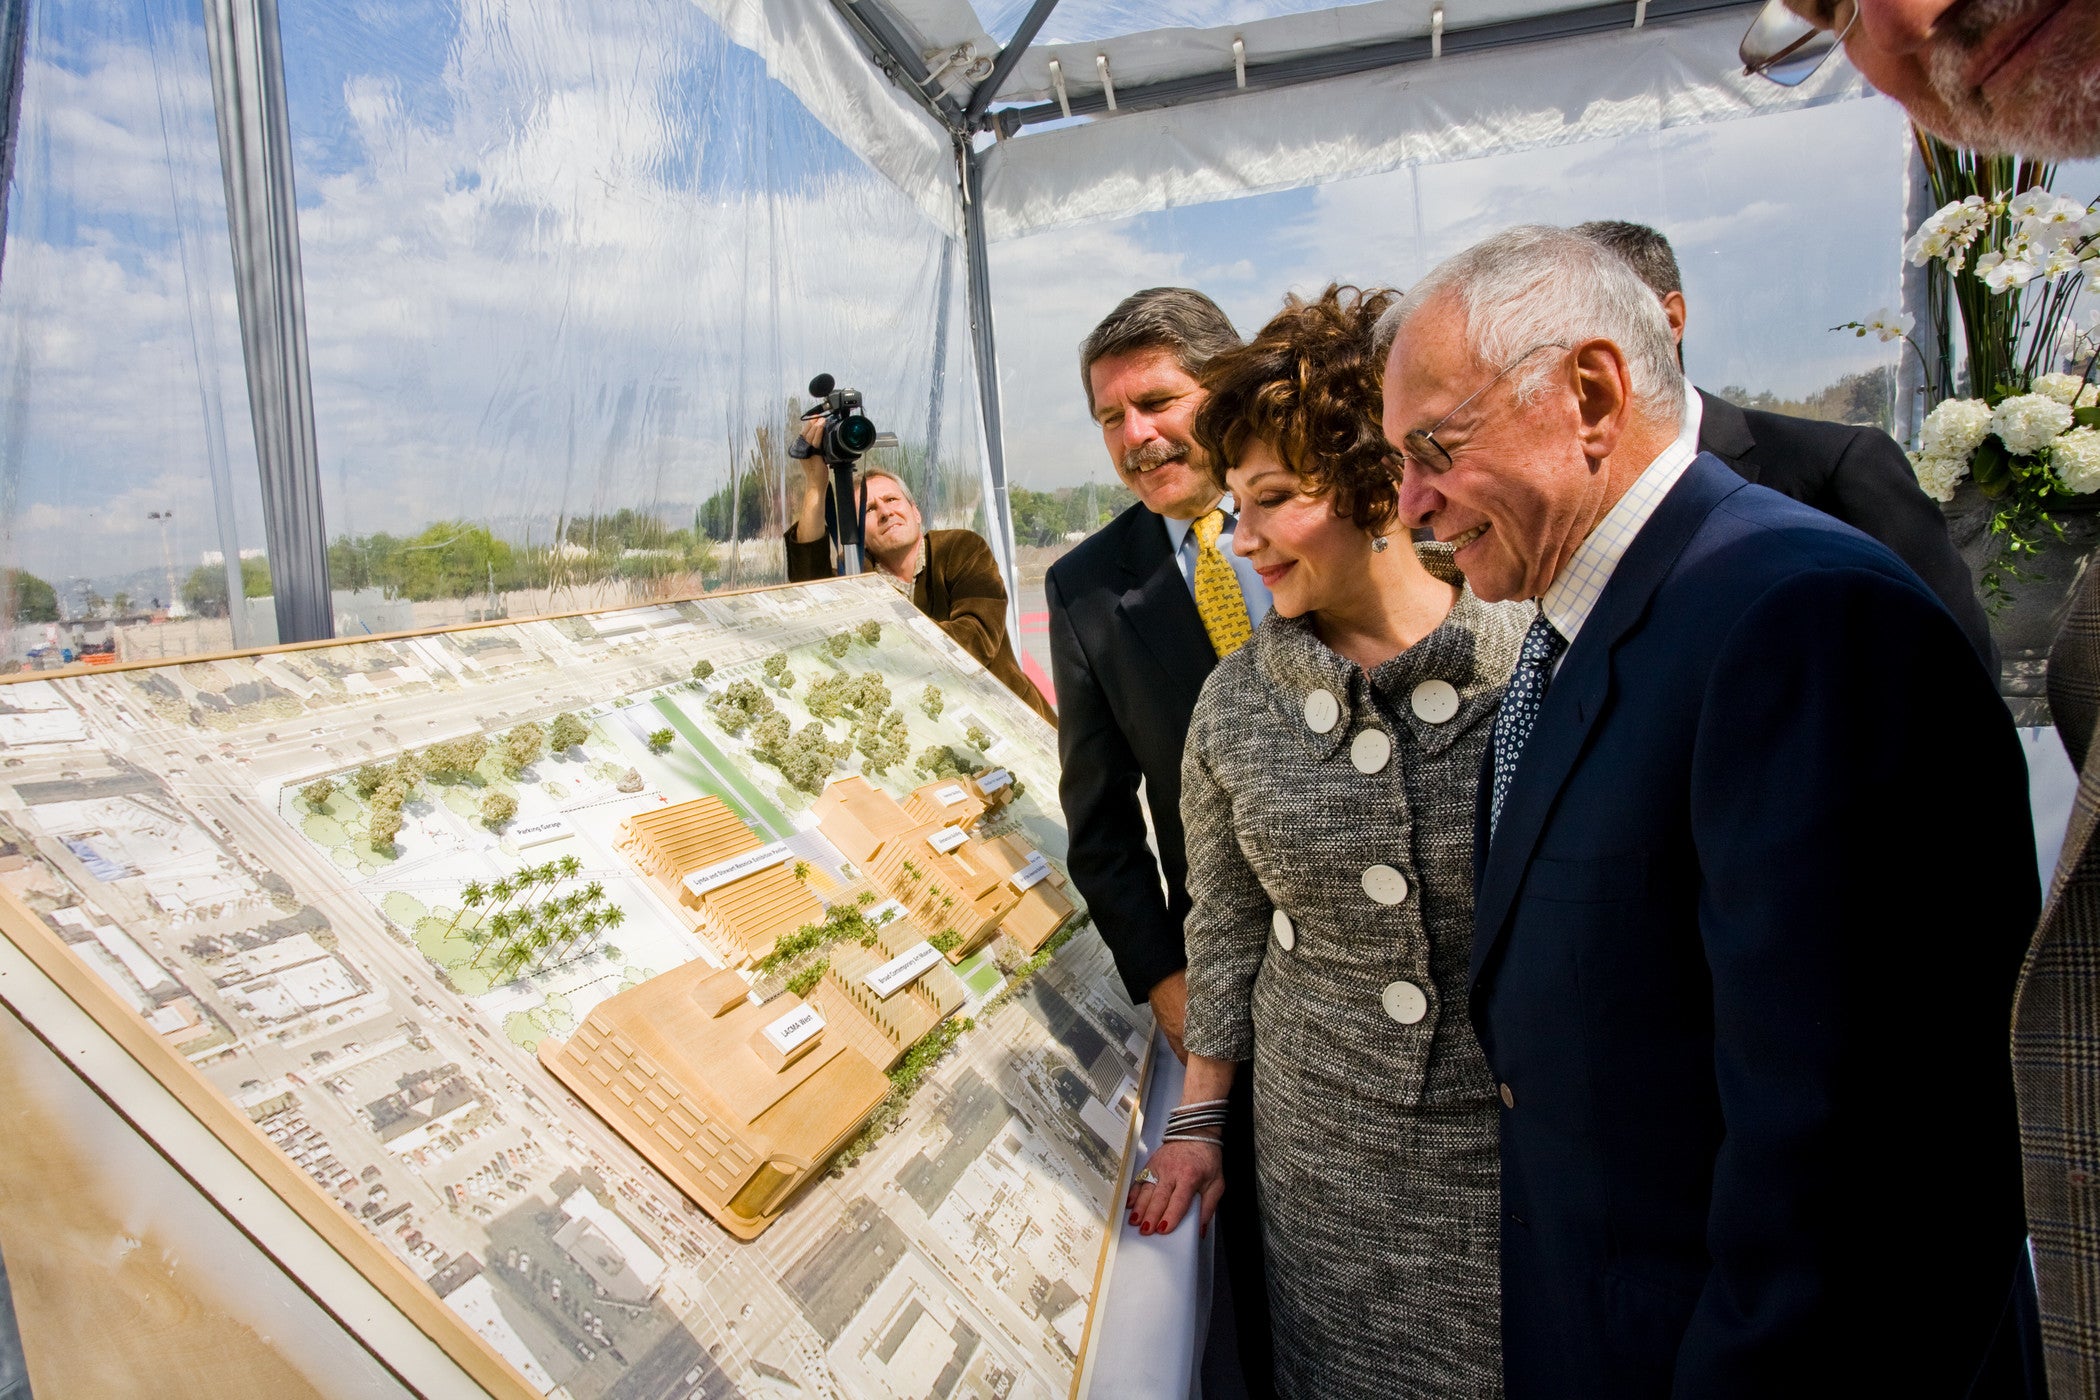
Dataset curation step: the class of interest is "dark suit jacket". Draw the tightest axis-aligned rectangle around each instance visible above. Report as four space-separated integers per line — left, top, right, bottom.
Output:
1046 502 1216 1003
1698 389 1995 668
785 526 1055 725
1472 453 2037 1398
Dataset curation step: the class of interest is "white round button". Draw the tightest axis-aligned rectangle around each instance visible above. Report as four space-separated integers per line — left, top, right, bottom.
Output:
1350 729 1392 775
1361 864 1409 905
1411 679 1461 724
1303 688 1340 734
1382 980 1429 1024
1271 909 1295 951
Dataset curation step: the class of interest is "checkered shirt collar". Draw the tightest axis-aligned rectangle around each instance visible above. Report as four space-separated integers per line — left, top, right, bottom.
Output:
1537 426 1699 650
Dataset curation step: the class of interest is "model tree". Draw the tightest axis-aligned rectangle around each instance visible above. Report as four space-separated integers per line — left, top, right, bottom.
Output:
369 806 403 851
805 672 851 722
353 763 390 798
708 679 776 736
856 708 911 776
500 721 546 775
423 734 489 779
762 652 793 689
966 725 991 751
856 619 882 646
920 684 944 720
691 658 715 681
301 777 336 809
823 632 854 660
480 792 518 829
548 712 589 753
646 727 674 754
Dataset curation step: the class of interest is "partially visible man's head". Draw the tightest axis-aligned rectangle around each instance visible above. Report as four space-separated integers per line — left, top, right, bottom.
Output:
1788 0 2100 156
1381 225 1683 603
860 469 924 566
1080 288 1243 520
1572 220 1688 354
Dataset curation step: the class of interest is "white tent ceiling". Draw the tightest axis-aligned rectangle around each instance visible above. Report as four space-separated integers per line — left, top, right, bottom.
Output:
715 0 1871 242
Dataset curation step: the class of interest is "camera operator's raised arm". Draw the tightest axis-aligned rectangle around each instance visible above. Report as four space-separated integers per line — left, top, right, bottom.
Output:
786 418 831 581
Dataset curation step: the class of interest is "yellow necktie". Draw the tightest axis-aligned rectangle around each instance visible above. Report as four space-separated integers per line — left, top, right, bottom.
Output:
1191 508 1253 658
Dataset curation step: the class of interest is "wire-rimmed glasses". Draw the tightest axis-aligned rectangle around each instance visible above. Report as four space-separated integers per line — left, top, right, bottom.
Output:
1740 0 1858 87
1397 342 1567 474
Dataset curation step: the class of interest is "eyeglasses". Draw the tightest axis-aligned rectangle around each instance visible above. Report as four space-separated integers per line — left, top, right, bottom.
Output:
1397 342 1567 474
1740 0 1857 87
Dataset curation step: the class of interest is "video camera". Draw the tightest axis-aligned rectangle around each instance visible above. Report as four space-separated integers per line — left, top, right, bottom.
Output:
793 373 896 575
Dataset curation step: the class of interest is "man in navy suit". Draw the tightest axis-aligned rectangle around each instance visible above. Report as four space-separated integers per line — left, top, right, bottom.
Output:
1380 225 2039 1396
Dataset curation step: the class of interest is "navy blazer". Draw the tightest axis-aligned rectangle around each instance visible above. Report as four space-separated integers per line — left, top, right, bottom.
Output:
1472 454 2038 1398
1046 501 1218 1003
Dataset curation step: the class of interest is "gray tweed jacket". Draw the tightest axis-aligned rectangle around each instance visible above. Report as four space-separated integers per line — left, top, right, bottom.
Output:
2022 565 2100 1393
1181 545 1527 1399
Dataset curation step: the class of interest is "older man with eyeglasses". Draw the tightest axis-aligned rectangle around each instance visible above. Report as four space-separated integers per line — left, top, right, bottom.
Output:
1383 225 2043 1398
1741 0 2100 157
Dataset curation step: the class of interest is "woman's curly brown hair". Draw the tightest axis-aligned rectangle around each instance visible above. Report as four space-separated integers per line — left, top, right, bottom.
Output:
1191 283 1400 532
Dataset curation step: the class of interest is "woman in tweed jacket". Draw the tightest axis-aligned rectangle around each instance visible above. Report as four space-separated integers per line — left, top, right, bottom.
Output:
1125 286 1527 1398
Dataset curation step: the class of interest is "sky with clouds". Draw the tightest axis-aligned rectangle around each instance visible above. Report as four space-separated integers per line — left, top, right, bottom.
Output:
3 0 2094 608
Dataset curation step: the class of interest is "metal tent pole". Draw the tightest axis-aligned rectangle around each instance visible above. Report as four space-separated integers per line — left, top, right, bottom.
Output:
960 144 1018 606
0 0 26 288
202 0 333 644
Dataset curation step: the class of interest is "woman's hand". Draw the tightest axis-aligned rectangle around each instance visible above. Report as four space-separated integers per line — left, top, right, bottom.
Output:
1126 1138 1225 1237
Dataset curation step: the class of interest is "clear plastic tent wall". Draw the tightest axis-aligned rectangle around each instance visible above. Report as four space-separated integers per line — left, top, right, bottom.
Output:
0 0 986 666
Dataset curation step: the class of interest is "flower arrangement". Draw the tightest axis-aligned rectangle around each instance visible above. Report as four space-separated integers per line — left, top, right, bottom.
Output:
1840 133 2098 603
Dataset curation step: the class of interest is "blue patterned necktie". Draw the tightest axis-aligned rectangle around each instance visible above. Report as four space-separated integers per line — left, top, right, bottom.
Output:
1490 612 1568 837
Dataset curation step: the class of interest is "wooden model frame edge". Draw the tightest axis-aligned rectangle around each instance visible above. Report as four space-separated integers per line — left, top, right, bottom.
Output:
1068 1033 1154 1400
0 577 817 688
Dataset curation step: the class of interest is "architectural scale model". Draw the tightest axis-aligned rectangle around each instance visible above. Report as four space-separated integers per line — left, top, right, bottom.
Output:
0 575 1148 1399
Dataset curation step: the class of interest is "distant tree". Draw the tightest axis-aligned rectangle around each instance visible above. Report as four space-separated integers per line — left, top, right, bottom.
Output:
1 570 57 624
856 620 882 646
691 659 715 681
352 763 390 798
300 777 337 809
111 590 132 616
548 712 589 752
500 721 546 774
369 806 403 850
646 727 674 754
480 792 518 829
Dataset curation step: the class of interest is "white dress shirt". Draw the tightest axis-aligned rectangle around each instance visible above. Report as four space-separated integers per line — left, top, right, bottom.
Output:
1162 493 1274 630
1538 388 1704 666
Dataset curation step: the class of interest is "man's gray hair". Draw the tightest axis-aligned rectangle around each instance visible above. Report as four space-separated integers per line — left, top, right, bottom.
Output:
1078 288 1241 413
1386 225 1684 423
858 466 913 504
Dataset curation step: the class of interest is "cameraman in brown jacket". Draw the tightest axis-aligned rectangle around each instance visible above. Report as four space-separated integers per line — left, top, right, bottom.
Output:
784 424 1055 725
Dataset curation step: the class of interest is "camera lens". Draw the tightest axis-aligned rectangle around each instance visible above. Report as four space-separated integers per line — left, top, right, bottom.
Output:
836 416 879 455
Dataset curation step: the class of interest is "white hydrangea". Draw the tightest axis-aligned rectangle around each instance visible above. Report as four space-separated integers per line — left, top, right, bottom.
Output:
2053 427 2100 495
2033 372 2099 407
1920 397 1994 460
1908 452 1969 503
1991 393 2076 455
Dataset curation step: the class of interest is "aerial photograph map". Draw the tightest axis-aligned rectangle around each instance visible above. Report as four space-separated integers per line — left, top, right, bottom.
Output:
0 574 1150 1400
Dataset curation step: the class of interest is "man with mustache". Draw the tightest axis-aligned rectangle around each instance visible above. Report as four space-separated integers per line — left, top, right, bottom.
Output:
1756 0 2100 156
786 438 1056 723
1047 287 1277 1395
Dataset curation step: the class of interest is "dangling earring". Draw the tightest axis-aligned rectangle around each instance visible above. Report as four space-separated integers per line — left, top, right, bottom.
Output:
1371 534 1390 553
